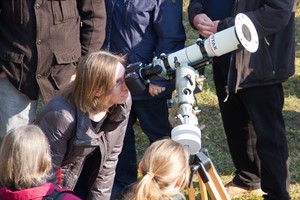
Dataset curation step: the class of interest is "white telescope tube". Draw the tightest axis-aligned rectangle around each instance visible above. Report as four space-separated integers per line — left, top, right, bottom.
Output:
166 13 259 68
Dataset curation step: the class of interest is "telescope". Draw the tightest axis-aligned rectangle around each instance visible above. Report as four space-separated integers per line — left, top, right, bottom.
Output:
125 13 259 155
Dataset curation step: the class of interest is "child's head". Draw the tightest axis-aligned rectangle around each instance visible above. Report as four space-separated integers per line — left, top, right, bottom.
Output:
0 125 52 190
133 138 190 200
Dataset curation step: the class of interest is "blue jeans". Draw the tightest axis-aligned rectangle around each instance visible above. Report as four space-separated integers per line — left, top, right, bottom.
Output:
0 77 37 137
111 95 172 199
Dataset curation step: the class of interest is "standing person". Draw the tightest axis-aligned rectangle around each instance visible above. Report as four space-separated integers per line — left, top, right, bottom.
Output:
0 125 80 200
122 138 190 200
0 0 106 137
35 51 132 200
188 0 295 199
103 1 186 198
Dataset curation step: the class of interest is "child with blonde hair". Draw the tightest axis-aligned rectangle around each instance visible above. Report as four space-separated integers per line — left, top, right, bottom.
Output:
123 138 190 200
0 125 80 200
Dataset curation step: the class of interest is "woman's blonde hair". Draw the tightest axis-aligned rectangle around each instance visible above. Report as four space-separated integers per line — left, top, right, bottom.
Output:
64 50 125 113
128 138 190 200
0 125 52 190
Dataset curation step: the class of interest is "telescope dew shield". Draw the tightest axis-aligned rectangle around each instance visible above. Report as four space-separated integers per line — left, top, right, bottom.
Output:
234 13 259 53
205 13 258 56
204 27 239 56
166 13 259 68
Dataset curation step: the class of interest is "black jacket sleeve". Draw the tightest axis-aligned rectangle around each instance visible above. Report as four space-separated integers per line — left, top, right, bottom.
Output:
187 0 204 30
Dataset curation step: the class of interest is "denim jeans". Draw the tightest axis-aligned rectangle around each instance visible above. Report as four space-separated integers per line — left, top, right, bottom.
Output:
0 77 37 137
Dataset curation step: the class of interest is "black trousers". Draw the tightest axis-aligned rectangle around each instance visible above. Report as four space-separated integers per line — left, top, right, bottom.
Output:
212 55 290 200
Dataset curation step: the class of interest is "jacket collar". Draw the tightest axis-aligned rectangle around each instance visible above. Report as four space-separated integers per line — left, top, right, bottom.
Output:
74 103 127 147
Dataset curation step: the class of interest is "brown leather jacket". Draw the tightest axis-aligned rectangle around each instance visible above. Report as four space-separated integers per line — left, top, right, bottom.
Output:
0 0 106 101
35 94 132 200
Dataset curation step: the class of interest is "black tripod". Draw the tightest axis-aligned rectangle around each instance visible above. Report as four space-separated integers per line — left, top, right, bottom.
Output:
187 148 231 200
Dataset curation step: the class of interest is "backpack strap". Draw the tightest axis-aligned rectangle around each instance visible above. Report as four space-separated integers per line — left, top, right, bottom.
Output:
43 189 73 200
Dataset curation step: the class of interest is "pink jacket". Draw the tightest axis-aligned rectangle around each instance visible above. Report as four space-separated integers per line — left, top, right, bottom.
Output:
0 183 80 200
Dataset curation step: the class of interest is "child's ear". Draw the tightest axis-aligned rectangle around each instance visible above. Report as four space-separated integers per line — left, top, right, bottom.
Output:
138 162 143 175
175 174 184 188
95 89 103 97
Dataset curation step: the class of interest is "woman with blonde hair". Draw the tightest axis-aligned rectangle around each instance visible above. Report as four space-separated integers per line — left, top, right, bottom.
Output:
123 138 190 200
35 50 131 200
0 125 80 200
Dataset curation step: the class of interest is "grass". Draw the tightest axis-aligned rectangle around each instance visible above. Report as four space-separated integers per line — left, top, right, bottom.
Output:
134 3 300 200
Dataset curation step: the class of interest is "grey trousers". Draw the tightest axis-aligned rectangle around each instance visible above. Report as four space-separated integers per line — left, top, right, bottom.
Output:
0 77 37 137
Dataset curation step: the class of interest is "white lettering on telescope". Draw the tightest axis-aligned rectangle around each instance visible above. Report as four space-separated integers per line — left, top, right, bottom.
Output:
207 35 218 56
211 35 217 51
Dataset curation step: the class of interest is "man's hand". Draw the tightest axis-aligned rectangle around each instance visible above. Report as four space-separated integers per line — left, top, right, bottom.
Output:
193 13 219 38
148 83 165 97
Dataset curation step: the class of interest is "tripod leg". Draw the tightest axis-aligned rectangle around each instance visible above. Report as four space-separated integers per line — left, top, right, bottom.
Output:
188 185 196 200
187 173 209 200
192 162 230 200
197 172 209 200
207 163 231 200
205 162 231 200
188 150 230 200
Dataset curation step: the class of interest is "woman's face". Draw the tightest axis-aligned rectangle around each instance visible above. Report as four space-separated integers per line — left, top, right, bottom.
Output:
108 62 129 105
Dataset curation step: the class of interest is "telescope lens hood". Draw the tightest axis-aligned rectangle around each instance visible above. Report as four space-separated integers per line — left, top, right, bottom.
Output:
235 13 259 53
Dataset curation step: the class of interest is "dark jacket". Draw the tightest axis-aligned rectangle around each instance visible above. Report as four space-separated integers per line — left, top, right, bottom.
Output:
0 0 106 101
35 94 132 200
103 0 186 100
188 0 295 92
